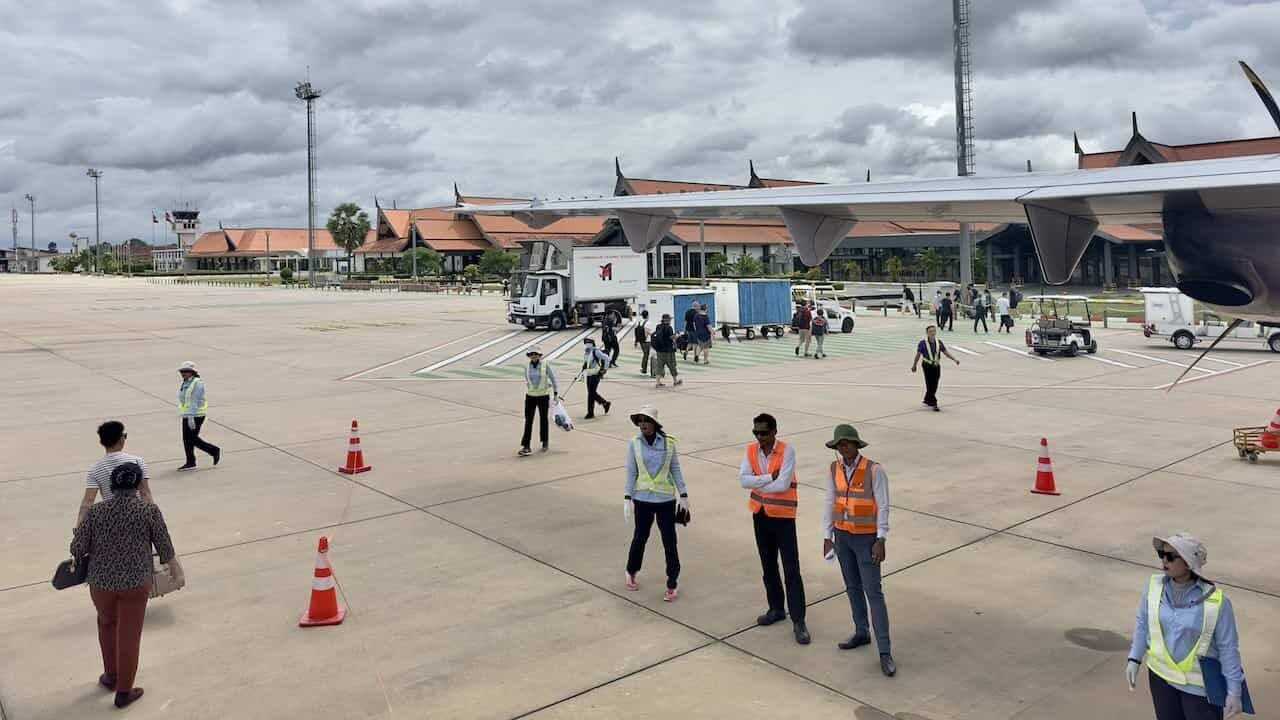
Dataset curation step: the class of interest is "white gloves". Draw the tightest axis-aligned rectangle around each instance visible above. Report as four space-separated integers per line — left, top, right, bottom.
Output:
623 498 633 522
1225 693 1243 718
186 416 196 430
1126 660 1140 690
677 495 689 512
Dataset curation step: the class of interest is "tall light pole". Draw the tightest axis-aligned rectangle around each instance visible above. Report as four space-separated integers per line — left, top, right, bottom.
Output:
295 80 322 286
952 0 975 292
23 194 35 272
86 169 102 273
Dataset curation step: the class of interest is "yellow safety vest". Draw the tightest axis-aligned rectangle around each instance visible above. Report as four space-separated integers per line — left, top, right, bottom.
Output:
1144 574 1223 688
526 363 552 397
585 351 605 377
178 378 208 416
922 339 941 366
632 434 677 496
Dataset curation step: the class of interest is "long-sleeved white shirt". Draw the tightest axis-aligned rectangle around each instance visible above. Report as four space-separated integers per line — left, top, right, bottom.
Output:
822 453 889 540
738 441 797 494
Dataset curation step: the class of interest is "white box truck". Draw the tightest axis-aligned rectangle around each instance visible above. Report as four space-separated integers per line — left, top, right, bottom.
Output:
1141 287 1280 352
508 241 647 331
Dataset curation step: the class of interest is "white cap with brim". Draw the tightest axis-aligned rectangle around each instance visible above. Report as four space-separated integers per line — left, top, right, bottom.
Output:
1153 533 1208 576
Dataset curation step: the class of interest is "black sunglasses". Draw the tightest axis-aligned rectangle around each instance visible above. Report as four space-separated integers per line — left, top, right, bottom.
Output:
752 429 774 437
1156 550 1182 563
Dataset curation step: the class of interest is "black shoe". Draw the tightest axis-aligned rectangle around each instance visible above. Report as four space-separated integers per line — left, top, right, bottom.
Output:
603 401 612 414
795 347 799 356
99 673 116 691
583 414 595 420
518 447 532 457
115 688 144 708
177 463 196 472
756 608 786 626
838 633 871 650
793 621 811 645
212 448 222 466
880 653 897 677
932 405 941 412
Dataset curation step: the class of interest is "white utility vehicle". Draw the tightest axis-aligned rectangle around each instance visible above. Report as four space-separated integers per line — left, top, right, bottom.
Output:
507 241 647 331
1141 287 1280 352
790 284 856 333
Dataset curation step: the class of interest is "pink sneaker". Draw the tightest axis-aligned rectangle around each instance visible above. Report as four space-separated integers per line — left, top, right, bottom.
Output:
625 573 639 591
663 587 678 602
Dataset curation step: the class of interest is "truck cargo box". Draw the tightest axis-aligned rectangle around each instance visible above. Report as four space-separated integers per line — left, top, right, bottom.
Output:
712 279 792 326
637 290 716 327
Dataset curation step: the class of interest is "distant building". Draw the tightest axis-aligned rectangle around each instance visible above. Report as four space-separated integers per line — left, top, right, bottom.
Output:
151 244 183 272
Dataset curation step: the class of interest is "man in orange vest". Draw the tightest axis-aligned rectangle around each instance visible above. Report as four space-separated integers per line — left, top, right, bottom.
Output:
740 413 809 644
822 424 896 677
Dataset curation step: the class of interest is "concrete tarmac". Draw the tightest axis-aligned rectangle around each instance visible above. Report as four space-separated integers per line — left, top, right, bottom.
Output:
1 275 1278 719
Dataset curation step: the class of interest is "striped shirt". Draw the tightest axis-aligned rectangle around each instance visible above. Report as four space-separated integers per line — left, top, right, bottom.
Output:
85 452 150 501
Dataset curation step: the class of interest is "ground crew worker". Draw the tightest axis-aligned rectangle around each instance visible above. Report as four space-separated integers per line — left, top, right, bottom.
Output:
740 413 808 644
911 325 959 411
624 405 688 602
581 338 612 419
635 310 652 376
1127 533 1245 719
518 348 558 456
822 424 896 677
651 313 682 388
177 361 221 471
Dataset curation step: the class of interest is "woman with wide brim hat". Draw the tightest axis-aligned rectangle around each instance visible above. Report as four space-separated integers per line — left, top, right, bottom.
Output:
623 405 688 602
518 348 558 457
176 361 221 471
1127 532 1247 718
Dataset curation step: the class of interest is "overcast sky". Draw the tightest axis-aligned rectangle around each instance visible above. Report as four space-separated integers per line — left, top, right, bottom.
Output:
2 0 1278 249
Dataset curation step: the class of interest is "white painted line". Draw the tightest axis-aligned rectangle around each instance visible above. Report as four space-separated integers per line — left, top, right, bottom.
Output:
1080 353 1137 368
947 343 981 356
984 341 1054 362
484 332 554 367
339 328 498 380
1108 349 1215 374
1153 359 1272 390
414 330 523 374
545 326 596 361
1199 356 1246 368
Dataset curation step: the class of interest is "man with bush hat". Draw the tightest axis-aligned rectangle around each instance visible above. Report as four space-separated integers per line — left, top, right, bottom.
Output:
822 424 896 677
518 348 558 456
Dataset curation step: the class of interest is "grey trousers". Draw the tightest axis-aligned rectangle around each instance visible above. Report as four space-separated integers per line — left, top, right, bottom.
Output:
834 530 891 654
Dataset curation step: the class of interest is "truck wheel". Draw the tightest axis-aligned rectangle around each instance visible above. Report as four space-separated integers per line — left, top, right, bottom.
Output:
842 317 854 333
548 312 565 331
1087 340 1098 354
721 325 731 340
1174 332 1195 350
746 327 756 340
1269 333 1280 353
1066 342 1079 357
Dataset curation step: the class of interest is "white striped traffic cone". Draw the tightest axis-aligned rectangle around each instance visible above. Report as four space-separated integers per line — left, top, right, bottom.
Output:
1261 408 1280 450
1031 437 1061 495
299 536 345 627
338 420 371 474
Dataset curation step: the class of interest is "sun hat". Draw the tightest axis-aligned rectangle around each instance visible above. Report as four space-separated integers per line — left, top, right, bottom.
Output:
1153 533 1208 575
630 404 661 429
526 348 543 357
825 424 868 449
178 361 197 373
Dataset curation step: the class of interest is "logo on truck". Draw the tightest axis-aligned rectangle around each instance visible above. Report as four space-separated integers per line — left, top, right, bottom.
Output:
599 263 612 281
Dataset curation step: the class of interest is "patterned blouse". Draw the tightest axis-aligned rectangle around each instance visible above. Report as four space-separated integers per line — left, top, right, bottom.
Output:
71 492 176 592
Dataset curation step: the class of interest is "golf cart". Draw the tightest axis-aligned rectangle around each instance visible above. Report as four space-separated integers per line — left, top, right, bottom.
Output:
791 284 856 333
1024 295 1098 356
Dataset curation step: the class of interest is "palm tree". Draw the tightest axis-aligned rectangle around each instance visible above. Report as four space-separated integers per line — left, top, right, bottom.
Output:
326 203 372 278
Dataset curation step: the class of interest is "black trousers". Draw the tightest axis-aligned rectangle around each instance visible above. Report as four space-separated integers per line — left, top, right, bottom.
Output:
521 394 550 448
639 341 651 375
922 362 941 407
627 499 680 589
973 312 988 332
1148 673 1223 720
939 312 954 330
182 416 220 465
586 374 607 416
604 340 620 367
753 511 806 621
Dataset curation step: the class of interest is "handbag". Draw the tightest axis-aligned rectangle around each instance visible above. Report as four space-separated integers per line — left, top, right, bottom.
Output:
149 555 186 598
52 556 89 590
674 504 691 526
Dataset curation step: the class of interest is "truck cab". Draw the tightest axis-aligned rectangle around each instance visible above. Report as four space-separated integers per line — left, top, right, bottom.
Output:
510 273 570 330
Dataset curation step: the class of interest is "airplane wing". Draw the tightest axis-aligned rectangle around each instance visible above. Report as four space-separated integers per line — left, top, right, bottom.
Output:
463 154 1280 285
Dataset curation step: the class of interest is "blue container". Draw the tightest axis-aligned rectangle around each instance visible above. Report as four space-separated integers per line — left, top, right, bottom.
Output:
734 280 792 325
672 292 715 328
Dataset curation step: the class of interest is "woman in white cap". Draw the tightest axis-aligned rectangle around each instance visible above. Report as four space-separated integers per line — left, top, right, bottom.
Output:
623 405 688 602
1127 532 1245 719
518 348 558 457
177 361 220 471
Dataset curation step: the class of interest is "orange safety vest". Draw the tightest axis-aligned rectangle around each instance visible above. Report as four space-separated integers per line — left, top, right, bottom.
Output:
832 455 878 535
746 440 798 518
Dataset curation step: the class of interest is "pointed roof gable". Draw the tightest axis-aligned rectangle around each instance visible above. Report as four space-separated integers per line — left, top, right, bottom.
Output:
746 160 824 188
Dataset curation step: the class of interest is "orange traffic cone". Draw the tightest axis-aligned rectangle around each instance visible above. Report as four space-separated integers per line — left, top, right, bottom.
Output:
338 420 371 474
300 536 345 627
1031 437 1061 495
1261 408 1280 449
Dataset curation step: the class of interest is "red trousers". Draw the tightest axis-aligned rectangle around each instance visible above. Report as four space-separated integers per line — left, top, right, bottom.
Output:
90 581 151 692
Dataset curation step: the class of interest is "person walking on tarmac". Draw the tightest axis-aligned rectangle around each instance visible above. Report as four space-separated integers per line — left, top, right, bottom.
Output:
741 413 809 644
651 313 682 388
518 348 558 457
795 301 814 357
624 405 688 602
997 291 1013 333
911 325 960 411
902 284 918 317
581 338 612 420
602 315 621 368
823 424 896 677
972 291 989 333
682 304 699 362
692 303 712 365
177 362 220 471
1127 533 1246 720
938 293 955 331
811 309 829 359
635 309 652 376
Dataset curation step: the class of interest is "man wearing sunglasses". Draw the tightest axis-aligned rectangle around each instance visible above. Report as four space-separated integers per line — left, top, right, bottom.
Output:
739 413 808 644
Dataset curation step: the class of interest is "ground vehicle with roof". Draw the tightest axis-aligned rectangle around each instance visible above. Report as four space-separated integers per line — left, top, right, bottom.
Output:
790 284 856 333
1141 287 1280 352
1024 295 1098 356
507 241 646 330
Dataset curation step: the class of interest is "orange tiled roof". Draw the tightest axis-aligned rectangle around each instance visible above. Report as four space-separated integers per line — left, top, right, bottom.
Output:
1080 135 1280 168
425 238 492 252
754 177 823 188
1097 224 1162 242
455 194 608 249
625 179 745 195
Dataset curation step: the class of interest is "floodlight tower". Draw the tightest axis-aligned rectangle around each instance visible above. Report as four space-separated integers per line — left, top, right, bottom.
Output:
86 169 102 273
295 80 322 286
953 0 975 290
